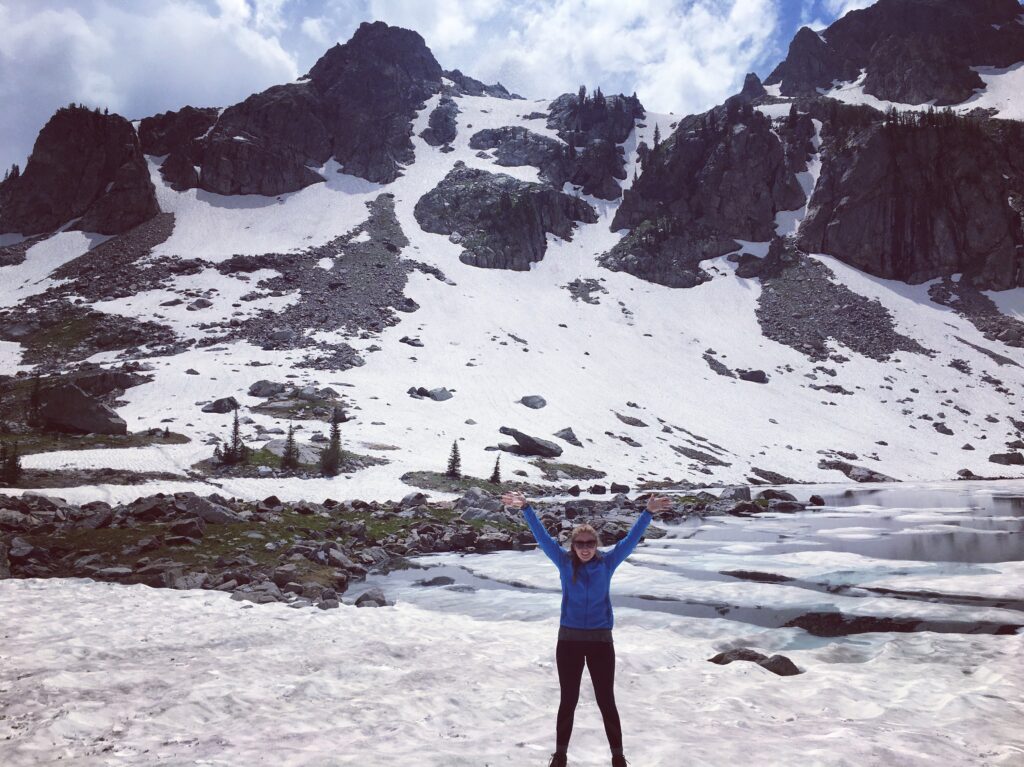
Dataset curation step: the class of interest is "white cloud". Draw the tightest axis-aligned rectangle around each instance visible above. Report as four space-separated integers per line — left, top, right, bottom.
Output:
300 16 331 46
822 0 873 18
464 0 780 114
0 0 299 172
367 0 501 50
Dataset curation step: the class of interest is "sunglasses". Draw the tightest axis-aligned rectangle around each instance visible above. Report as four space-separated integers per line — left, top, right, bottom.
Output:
573 539 598 549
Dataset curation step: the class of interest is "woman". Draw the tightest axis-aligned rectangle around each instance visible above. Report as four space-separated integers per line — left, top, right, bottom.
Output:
502 490 670 767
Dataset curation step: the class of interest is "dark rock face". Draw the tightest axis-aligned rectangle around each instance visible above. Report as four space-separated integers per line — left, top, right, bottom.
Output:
603 107 804 288
38 383 128 435
420 96 459 146
0 106 159 235
138 106 218 156
443 69 520 99
799 117 1024 290
414 163 597 270
469 127 571 189
765 0 1024 105
199 83 330 196
498 427 563 457
144 22 445 196
545 90 645 200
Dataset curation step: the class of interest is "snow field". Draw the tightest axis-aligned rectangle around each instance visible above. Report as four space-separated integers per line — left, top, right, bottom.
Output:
0 576 1020 766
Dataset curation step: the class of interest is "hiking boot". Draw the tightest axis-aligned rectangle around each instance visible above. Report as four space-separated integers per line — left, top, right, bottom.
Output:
611 756 628 767
548 754 567 767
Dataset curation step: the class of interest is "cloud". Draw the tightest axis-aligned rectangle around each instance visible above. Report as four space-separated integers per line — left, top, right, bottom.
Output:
460 0 780 114
822 0 874 18
300 16 331 46
0 0 298 172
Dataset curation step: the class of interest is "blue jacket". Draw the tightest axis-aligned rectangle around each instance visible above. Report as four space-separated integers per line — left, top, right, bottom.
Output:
522 505 652 630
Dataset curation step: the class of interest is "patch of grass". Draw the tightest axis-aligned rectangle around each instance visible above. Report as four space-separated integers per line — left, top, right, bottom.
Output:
22 315 101 358
0 429 189 456
400 470 509 494
530 460 607 482
251 397 340 422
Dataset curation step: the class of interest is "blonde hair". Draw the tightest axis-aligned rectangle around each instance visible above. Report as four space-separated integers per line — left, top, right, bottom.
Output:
569 523 599 583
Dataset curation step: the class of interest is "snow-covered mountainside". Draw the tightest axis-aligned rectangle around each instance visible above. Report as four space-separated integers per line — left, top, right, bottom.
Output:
1 5 1024 501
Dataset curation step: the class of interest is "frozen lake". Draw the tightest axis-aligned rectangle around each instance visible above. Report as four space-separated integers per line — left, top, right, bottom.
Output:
1 481 1022 765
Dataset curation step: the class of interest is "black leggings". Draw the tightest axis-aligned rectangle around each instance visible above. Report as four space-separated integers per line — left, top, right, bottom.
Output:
555 640 622 752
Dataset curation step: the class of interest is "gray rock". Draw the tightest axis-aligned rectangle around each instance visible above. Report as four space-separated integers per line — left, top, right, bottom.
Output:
355 587 388 607
248 380 287 397
719 486 751 502
738 369 769 384
554 427 582 447
38 383 127 435
520 395 547 409
182 495 244 524
427 387 453 401
202 397 239 414
498 426 563 457
414 162 597 271
756 489 797 502
420 95 459 147
989 452 1024 466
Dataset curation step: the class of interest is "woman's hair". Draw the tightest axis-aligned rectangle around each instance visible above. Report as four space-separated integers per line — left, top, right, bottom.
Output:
568 523 600 583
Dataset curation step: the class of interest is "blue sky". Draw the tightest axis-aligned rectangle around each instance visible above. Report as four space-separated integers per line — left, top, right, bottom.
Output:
0 0 870 173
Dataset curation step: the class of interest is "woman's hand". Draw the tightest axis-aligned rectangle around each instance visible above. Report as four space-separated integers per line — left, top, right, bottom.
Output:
646 494 671 513
502 490 526 510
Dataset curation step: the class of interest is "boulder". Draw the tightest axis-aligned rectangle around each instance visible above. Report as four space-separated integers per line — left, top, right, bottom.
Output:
519 395 547 409
355 587 388 608
414 163 597 271
554 427 582 447
989 453 1024 466
719 486 751 502
38 383 127 435
420 95 459 146
248 380 288 397
498 426 563 457
202 397 239 414
0 106 159 235
182 495 244 524
708 648 802 676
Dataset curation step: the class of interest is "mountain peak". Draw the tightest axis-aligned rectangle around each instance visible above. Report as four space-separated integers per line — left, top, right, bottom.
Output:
305 21 443 91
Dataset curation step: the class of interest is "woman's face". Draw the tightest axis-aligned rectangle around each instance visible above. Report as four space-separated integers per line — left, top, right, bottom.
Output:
573 533 598 562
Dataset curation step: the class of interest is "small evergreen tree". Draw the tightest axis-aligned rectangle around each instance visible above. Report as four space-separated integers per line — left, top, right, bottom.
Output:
446 440 461 479
2 442 22 485
489 455 501 484
163 426 170 439
319 411 343 476
652 123 661 148
217 409 248 465
282 423 300 471
28 374 42 424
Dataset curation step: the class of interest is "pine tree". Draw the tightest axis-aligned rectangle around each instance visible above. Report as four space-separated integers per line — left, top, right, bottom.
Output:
489 455 501 485
217 409 248 465
163 426 170 439
28 374 42 424
282 423 300 471
2 442 22 485
319 411 343 476
446 440 461 479
652 123 661 148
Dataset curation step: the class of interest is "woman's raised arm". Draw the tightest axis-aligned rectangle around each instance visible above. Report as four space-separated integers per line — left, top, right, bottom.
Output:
503 491 565 566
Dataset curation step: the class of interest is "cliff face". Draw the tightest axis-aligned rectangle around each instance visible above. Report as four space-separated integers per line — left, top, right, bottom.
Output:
144 22 445 197
414 162 597 270
601 100 808 288
800 115 1024 289
0 106 159 235
766 0 1024 105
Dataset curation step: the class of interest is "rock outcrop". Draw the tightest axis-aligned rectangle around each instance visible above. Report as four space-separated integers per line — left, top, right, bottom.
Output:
443 69 520 99
799 112 1024 290
0 106 159 235
420 95 459 147
545 89 645 200
765 0 1024 105
469 127 571 187
414 162 597 270
603 102 805 287
38 383 128 435
143 22 445 196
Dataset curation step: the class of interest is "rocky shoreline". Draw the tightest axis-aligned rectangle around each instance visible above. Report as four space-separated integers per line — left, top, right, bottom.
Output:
0 486 819 609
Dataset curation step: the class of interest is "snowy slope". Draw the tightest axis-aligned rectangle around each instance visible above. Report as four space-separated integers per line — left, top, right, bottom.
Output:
4 91 1024 501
